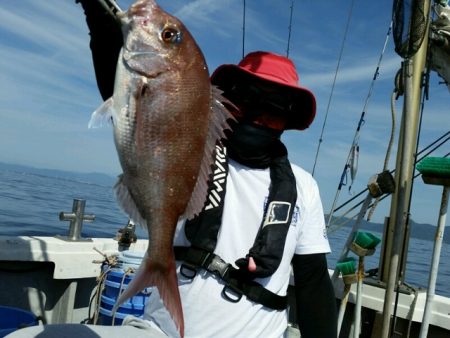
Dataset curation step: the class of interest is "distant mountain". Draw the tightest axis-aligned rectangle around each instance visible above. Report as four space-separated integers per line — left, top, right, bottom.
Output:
0 162 116 186
328 215 449 244
409 219 450 244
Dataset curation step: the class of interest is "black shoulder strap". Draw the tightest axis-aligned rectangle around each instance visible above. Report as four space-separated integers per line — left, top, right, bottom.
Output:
236 151 297 277
184 144 228 251
175 142 296 310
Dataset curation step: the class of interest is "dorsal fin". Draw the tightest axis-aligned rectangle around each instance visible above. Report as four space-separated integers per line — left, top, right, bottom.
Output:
182 86 235 219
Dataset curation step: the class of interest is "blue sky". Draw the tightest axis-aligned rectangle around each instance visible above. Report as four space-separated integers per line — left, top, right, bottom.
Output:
0 0 448 225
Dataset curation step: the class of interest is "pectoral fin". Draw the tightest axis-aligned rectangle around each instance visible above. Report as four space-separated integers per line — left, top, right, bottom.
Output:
88 97 115 128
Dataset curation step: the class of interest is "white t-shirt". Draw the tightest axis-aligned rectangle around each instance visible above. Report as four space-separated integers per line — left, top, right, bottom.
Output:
171 159 330 338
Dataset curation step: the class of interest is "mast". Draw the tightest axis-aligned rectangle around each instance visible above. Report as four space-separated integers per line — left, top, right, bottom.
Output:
380 0 432 336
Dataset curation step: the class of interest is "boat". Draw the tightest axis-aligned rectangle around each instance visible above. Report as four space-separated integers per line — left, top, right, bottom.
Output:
0 0 449 337
324 1 450 337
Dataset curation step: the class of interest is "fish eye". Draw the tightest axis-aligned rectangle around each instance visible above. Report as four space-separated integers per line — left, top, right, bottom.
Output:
161 27 181 44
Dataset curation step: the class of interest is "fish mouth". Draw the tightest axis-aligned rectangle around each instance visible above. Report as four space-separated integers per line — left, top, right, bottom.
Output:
122 48 166 79
123 48 159 62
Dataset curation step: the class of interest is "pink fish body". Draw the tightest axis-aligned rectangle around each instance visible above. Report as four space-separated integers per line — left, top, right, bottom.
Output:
89 0 231 336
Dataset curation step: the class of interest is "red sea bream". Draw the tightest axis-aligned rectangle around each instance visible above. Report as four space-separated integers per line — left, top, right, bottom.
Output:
89 0 232 336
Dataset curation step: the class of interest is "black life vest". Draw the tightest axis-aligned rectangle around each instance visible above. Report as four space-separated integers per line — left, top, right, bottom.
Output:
174 142 297 310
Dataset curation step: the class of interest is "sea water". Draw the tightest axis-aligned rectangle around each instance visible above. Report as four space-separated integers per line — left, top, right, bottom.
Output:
0 168 448 297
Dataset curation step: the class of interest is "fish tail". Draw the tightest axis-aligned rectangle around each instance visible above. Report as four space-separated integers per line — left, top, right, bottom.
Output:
114 255 184 337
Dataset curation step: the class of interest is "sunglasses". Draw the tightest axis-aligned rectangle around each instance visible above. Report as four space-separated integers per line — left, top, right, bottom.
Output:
225 82 295 115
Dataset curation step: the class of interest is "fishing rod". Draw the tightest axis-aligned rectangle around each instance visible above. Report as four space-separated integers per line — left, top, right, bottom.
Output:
329 149 450 233
242 0 246 58
323 19 393 229
330 130 450 213
97 0 122 15
286 0 295 57
329 148 449 234
327 131 450 232
312 0 355 177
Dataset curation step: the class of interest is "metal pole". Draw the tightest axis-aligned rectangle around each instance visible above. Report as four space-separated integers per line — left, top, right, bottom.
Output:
59 199 95 241
380 57 415 338
353 256 364 338
419 186 449 338
380 2 431 334
337 284 351 334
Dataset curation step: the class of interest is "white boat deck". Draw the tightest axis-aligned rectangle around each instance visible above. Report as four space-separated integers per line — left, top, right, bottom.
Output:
0 235 147 279
0 235 449 333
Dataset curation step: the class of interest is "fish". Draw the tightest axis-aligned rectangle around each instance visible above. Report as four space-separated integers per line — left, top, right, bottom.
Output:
349 143 359 192
89 0 232 336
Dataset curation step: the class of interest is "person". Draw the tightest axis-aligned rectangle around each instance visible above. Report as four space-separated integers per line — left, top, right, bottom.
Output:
9 1 337 337
172 50 338 338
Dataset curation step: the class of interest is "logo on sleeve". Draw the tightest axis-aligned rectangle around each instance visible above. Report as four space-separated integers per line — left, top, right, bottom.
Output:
323 228 328 240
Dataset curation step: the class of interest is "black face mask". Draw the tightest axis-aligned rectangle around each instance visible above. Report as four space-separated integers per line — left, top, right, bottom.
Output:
225 123 286 168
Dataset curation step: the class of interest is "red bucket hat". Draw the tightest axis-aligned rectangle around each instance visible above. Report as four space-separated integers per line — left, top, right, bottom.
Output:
211 51 316 130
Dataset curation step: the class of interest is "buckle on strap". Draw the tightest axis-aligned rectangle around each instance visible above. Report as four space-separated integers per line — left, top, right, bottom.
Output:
177 247 230 280
176 246 288 309
180 263 198 279
222 284 243 303
206 254 230 279
176 246 212 280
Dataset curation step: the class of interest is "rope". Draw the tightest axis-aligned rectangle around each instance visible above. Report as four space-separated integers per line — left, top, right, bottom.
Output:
112 267 135 325
367 79 398 221
312 0 356 176
93 266 111 324
89 247 118 324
